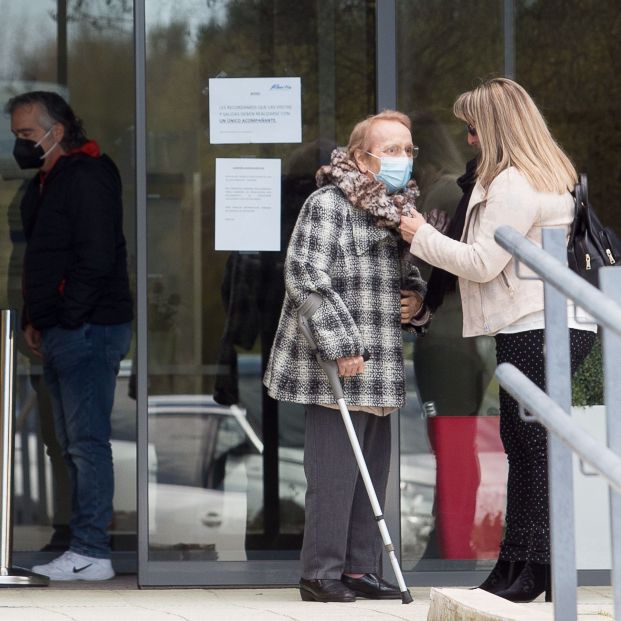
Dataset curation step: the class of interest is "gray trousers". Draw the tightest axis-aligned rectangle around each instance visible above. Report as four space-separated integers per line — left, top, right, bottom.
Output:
301 404 391 579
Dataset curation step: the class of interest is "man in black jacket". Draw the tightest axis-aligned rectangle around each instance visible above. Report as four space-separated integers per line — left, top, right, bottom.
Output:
7 91 133 580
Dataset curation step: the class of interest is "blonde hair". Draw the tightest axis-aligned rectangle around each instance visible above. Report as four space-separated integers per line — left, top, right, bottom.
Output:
347 109 411 159
453 78 577 193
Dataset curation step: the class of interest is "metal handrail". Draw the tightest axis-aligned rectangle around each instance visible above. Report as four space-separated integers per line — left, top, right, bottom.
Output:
496 362 621 493
492 225 620 621
495 225 621 335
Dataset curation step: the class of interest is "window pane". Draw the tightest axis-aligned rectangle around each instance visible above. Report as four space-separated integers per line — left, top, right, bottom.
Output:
145 0 376 564
0 1 136 557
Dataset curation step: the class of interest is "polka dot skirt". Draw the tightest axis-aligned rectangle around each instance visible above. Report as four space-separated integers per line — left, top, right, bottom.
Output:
494 328 596 564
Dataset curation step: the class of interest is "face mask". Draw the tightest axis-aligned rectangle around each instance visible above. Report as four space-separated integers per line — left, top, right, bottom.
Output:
13 128 57 170
367 153 413 193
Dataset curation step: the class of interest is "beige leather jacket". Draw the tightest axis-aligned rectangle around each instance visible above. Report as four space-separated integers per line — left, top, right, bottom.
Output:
410 167 574 337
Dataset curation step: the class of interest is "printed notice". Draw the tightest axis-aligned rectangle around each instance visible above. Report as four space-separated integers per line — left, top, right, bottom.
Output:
209 77 302 144
215 158 281 251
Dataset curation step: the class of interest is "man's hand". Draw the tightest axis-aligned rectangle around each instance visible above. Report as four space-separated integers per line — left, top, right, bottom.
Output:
400 290 423 323
24 324 42 357
336 355 365 377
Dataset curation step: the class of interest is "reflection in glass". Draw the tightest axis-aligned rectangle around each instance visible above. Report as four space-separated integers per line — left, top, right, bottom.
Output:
145 0 375 564
397 0 621 573
0 1 136 556
397 0 505 571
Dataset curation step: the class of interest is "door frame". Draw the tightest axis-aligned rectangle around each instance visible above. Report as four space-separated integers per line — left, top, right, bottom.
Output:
135 0 407 587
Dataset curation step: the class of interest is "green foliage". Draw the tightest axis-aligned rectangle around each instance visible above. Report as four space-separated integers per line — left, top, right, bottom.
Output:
572 337 604 406
397 0 621 231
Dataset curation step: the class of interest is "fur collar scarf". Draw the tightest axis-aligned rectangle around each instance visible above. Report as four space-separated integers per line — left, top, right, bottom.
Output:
316 148 419 229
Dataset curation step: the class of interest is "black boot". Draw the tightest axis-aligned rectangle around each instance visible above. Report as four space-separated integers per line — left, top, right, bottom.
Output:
495 561 552 603
477 559 525 594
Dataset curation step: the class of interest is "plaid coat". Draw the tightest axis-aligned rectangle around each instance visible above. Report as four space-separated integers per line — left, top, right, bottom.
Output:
263 185 426 408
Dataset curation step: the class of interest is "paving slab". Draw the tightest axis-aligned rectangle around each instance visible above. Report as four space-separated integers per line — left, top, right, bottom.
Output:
0 585 431 621
0 579 614 621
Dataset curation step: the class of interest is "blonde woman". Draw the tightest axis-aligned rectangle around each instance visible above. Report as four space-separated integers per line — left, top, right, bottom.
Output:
400 78 596 603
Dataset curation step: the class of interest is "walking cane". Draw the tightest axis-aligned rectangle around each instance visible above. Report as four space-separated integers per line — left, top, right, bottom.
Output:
297 293 413 605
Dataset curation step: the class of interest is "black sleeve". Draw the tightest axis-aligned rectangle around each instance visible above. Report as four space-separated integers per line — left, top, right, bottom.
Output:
59 162 121 328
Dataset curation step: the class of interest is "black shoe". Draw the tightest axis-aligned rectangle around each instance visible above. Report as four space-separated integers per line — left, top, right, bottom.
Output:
495 561 552 603
477 559 525 594
341 573 403 600
40 524 71 552
299 578 356 602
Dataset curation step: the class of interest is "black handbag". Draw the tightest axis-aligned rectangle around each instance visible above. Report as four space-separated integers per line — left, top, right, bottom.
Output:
567 173 621 286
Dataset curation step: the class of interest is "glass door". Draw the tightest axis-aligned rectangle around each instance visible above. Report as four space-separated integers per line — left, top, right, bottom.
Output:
137 0 377 585
0 0 137 571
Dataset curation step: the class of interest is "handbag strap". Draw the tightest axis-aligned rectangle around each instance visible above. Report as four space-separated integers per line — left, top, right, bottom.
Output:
568 175 584 241
579 172 588 204
575 172 609 255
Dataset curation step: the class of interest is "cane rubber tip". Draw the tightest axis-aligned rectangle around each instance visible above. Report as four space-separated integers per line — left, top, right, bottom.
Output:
401 590 413 604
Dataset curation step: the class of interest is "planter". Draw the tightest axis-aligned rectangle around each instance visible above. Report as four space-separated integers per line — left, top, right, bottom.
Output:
572 404 610 570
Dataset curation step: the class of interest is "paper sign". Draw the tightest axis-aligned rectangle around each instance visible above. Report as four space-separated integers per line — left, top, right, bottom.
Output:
215 158 281 251
209 77 302 144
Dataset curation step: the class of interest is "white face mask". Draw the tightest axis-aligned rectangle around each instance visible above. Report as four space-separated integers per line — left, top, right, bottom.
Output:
366 152 413 193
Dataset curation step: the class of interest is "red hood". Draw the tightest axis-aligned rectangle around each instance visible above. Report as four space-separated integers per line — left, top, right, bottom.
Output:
39 140 101 185
66 140 101 157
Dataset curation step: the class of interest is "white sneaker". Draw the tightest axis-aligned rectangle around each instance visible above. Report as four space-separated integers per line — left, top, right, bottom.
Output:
32 550 115 581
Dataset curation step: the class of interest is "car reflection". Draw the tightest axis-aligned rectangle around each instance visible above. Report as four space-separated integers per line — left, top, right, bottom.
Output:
142 394 306 561
133 394 438 563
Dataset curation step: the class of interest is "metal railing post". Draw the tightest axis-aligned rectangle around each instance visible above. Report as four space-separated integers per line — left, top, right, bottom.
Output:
495 225 621 619
0 310 48 586
496 363 621 493
599 267 621 618
542 229 577 619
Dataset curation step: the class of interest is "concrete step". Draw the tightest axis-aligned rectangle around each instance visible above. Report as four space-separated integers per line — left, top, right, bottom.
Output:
428 588 552 621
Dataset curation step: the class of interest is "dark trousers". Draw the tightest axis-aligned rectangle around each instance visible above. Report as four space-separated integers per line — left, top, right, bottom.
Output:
301 404 391 579
495 328 595 563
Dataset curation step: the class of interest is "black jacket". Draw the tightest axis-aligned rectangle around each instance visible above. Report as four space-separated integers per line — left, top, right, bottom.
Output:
21 151 133 330
423 158 478 312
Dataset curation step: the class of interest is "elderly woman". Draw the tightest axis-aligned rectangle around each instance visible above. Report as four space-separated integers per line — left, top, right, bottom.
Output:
264 110 429 603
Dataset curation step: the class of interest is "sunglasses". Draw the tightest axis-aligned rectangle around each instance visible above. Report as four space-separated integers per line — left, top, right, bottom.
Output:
467 124 477 137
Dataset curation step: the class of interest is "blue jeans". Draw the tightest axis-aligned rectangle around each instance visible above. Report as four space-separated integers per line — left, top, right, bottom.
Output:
41 322 132 559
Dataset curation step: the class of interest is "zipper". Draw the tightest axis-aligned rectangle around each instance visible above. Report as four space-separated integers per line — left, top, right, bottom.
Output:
463 199 491 331
462 200 486 243
586 253 591 270
500 269 515 296
478 284 490 333
606 248 616 265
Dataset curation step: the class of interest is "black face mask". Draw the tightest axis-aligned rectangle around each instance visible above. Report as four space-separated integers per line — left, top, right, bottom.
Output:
13 137 46 170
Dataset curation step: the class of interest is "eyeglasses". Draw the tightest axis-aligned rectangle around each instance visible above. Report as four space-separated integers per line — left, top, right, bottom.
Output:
378 144 419 159
467 124 477 137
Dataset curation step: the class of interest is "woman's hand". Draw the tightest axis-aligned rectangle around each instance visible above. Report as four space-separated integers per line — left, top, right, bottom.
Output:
400 289 423 323
400 210 427 243
336 355 365 377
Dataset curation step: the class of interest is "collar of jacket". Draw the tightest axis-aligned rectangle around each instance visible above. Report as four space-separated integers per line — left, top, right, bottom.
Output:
316 149 419 230
38 141 102 186
347 199 393 255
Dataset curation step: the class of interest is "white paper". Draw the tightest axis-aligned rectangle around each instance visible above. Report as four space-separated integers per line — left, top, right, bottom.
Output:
209 77 302 144
215 158 281 251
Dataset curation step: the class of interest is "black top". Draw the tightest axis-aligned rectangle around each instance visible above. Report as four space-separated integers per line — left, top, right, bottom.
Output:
423 158 478 312
21 152 133 330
